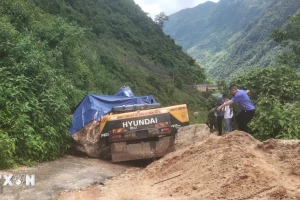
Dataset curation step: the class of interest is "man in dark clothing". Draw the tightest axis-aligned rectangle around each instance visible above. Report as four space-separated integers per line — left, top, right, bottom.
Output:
206 105 217 131
231 102 241 131
217 85 255 134
215 103 224 136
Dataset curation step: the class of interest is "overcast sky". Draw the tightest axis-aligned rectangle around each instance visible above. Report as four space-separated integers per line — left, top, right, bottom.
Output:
134 0 220 19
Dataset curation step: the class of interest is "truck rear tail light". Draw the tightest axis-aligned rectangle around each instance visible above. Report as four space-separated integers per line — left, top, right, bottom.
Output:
112 134 122 139
160 127 170 132
112 128 127 134
155 122 169 128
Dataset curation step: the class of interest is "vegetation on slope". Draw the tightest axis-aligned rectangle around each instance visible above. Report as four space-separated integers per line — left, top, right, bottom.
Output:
164 0 300 79
0 0 209 168
2 0 299 169
271 10 300 70
216 12 300 140
231 67 300 140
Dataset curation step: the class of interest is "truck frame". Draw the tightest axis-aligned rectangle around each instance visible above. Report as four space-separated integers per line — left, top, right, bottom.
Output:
98 104 189 162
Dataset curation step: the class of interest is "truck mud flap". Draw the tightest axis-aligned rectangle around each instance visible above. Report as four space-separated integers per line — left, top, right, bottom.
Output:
111 135 175 162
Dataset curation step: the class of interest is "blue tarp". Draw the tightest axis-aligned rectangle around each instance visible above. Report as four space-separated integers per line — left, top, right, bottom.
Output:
114 87 135 97
69 89 157 134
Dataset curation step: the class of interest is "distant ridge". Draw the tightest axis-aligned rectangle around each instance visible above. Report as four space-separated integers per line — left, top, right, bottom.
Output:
164 0 300 79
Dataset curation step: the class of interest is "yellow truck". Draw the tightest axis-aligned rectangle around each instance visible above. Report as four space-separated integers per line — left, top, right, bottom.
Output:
98 104 189 162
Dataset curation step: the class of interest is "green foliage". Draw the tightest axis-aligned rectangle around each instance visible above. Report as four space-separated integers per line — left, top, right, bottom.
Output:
251 97 300 140
271 10 300 69
189 109 207 125
233 67 300 102
0 0 209 168
227 66 300 139
33 0 207 87
164 0 300 80
0 131 16 168
0 2 79 166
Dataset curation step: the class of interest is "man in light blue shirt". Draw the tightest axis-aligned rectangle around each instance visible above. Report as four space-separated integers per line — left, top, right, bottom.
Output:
217 85 255 134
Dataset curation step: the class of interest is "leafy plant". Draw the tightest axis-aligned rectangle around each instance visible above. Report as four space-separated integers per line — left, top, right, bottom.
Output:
250 97 300 140
0 131 16 168
226 66 300 139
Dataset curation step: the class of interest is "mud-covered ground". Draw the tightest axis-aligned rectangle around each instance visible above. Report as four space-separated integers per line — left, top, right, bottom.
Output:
2 124 300 200
58 124 300 200
0 156 131 200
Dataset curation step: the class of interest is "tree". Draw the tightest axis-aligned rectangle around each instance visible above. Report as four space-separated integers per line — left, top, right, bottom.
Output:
271 11 300 69
154 12 169 28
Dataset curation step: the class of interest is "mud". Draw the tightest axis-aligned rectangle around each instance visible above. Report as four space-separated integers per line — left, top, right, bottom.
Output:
57 124 300 200
3 124 300 200
0 155 129 200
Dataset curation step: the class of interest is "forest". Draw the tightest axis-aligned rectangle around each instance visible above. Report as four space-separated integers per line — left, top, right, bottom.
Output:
164 0 300 79
218 11 300 141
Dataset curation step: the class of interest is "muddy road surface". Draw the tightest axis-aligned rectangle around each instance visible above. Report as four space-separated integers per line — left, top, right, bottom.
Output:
0 155 134 200
57 125 300 200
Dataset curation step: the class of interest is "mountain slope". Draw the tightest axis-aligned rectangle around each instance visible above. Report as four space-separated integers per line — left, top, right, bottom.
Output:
0 0 209 167
32 0 208 102
164 0 300 79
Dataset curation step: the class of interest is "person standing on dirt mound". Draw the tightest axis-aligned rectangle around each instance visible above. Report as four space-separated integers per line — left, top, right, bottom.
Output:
222 94 233 133
217 85 255 134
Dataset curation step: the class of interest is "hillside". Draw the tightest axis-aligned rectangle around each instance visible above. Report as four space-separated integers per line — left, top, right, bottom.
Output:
32 0 208 103
164 0 300 79
0 0 209 167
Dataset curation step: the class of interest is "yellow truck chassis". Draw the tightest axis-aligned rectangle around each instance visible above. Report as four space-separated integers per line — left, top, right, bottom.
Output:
99 104 189 162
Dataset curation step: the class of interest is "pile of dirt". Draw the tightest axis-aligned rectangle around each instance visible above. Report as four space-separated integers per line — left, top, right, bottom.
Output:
58 125 300 200
175 124 211 148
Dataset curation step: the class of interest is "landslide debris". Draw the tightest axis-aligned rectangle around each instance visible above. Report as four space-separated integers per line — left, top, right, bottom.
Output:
58 124 300 200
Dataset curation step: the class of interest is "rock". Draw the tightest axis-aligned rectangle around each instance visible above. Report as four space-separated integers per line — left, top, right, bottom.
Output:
72 120 102 157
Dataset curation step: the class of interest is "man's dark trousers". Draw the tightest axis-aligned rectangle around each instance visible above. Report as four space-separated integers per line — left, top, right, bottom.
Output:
217 116 224 136
235 110 255 134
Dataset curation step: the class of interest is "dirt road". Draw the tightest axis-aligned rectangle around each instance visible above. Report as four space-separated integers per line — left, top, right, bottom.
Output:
0 155 130 200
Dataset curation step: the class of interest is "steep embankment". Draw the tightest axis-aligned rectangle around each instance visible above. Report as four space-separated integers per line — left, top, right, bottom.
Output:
58 125 300 200
0 0 208 168
164 0 300 79
32 0 207 104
